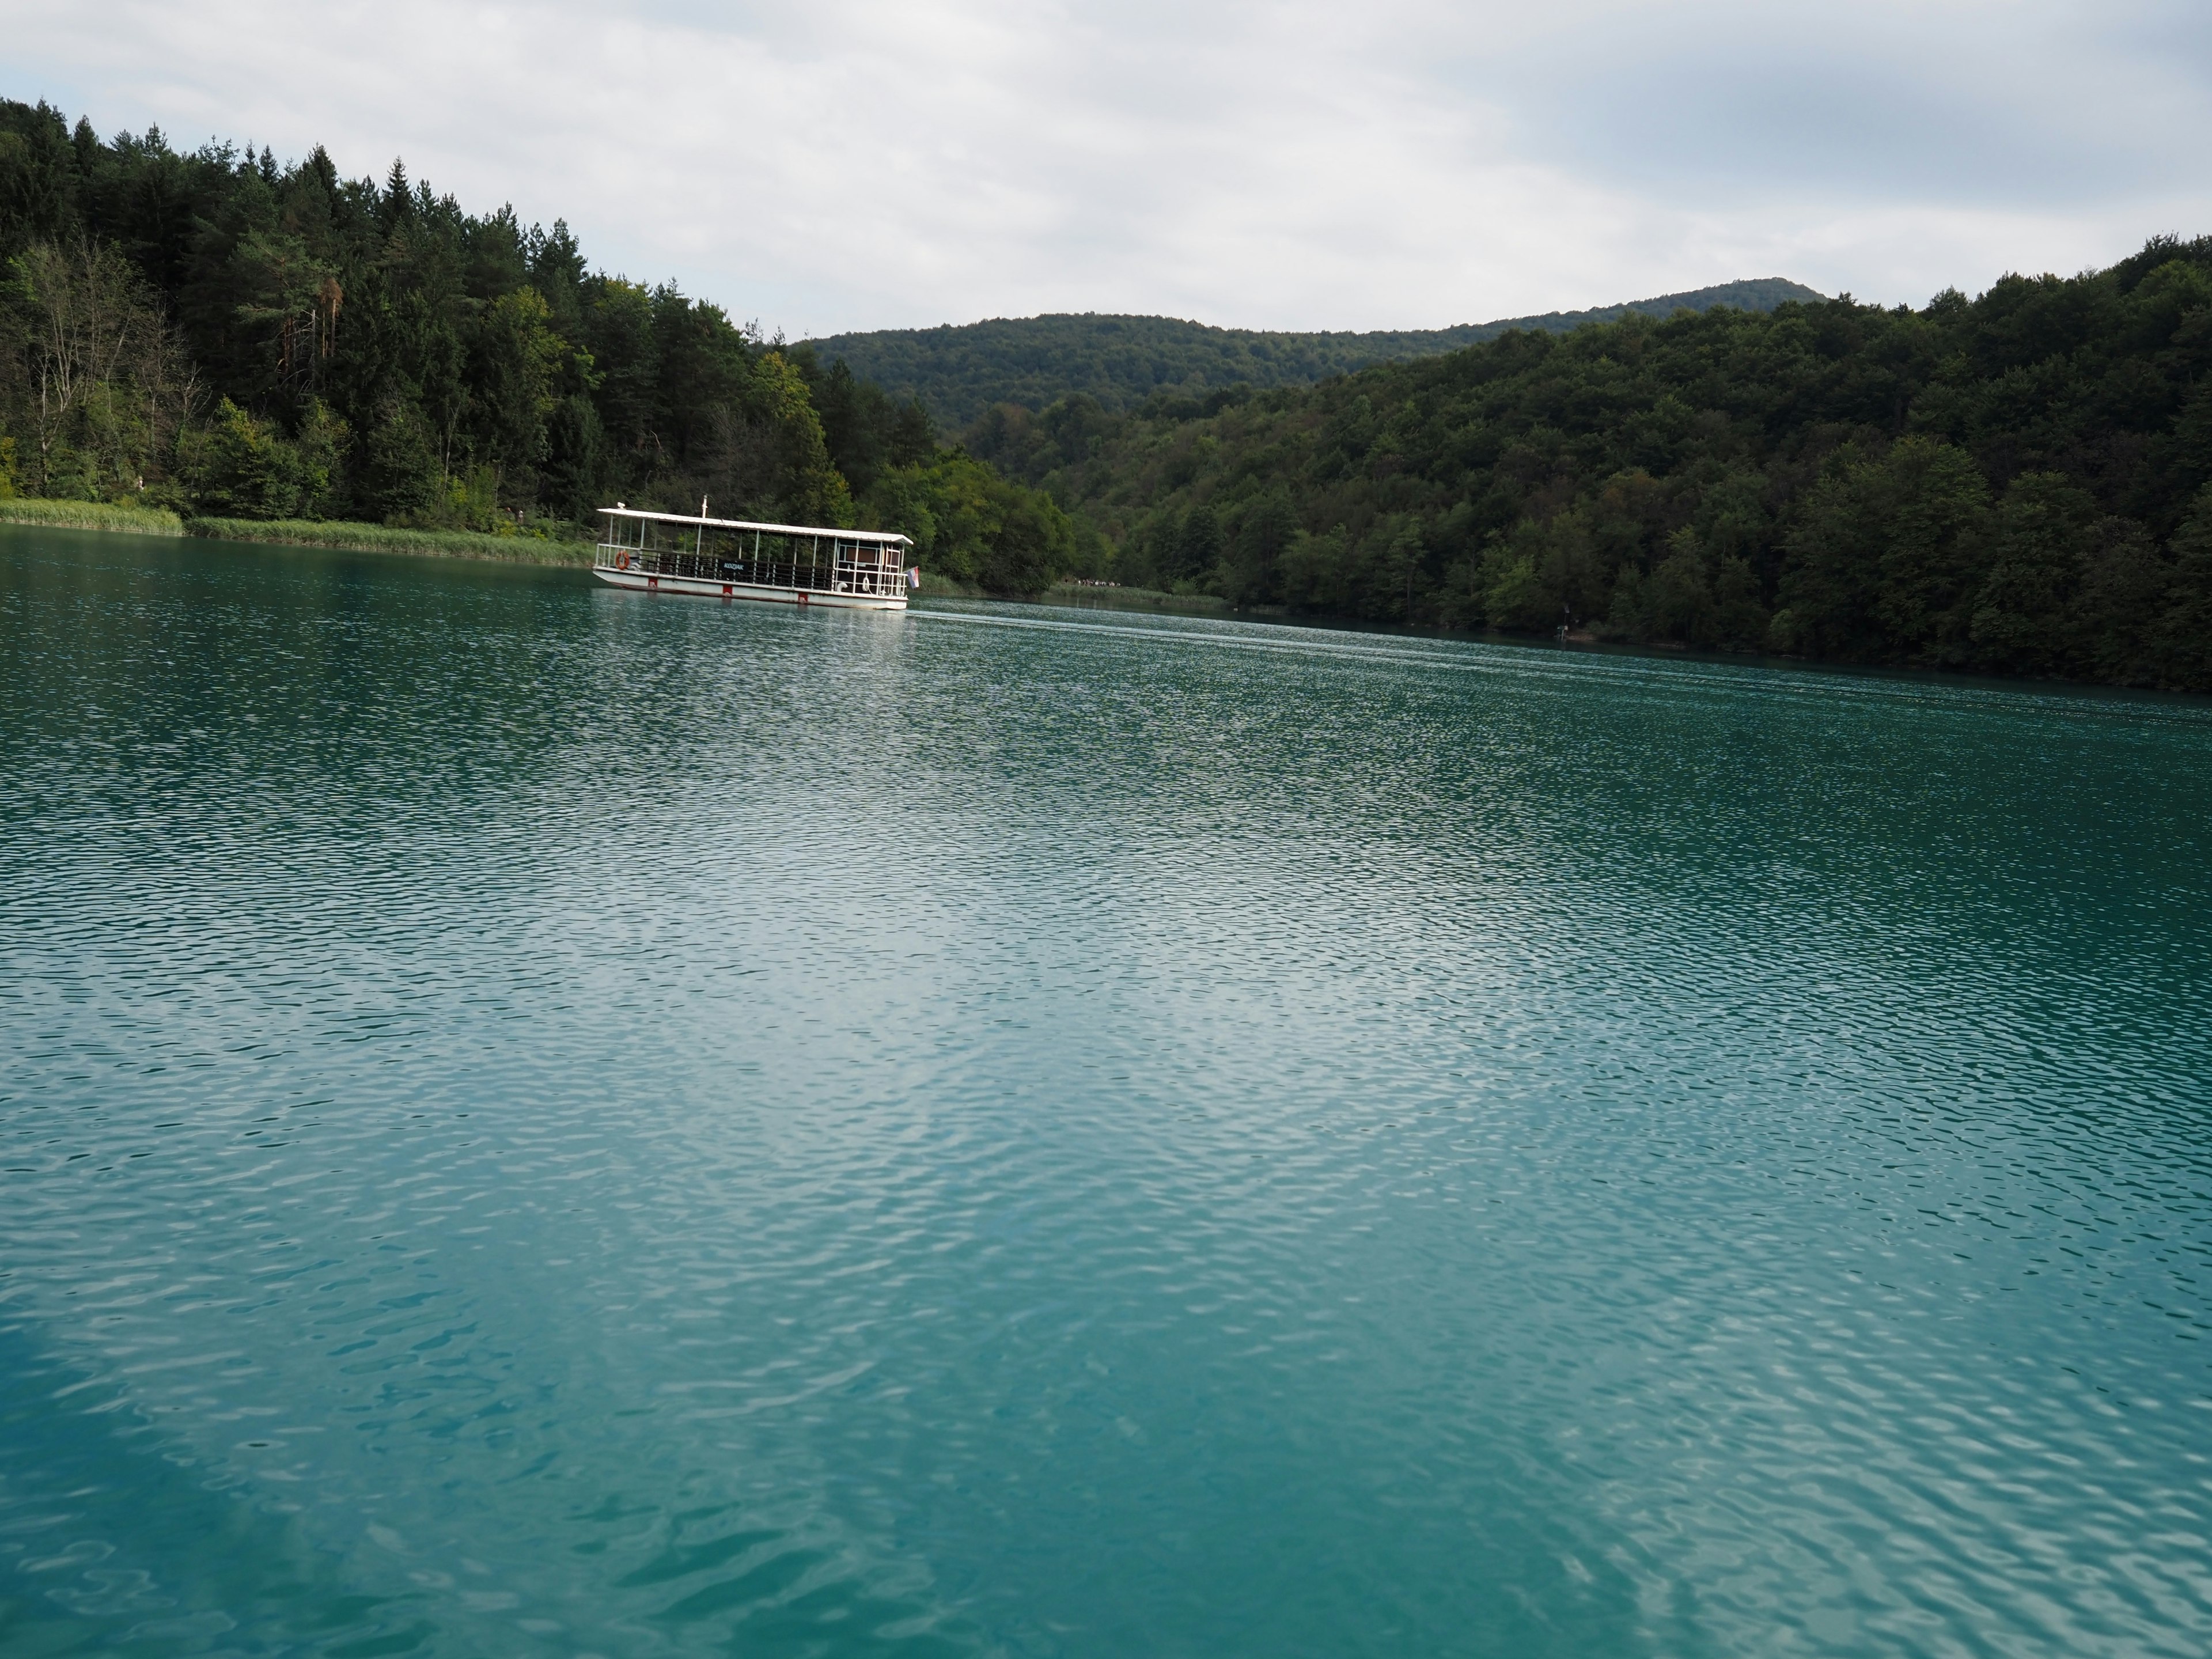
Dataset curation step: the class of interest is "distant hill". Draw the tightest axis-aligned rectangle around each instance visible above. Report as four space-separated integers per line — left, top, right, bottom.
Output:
805 279 1826 428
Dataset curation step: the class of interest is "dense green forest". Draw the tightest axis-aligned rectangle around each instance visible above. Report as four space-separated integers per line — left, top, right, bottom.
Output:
5 97 2210 690
963 240 2212 690
805 281 1823 428
0 100 1072 590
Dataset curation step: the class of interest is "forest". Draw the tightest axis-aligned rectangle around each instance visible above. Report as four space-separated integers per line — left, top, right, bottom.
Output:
965 241 2212 691
807 279 1821 429
4 96 2210 690
0 100 1071 592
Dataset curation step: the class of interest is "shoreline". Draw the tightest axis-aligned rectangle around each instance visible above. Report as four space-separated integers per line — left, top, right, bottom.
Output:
9 511 2204 702
0 503 596 566
0 499 185 535
1041 582 1249 617
186 516 595 566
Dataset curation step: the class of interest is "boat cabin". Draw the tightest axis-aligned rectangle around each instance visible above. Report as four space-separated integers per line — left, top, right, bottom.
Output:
593 506 914 610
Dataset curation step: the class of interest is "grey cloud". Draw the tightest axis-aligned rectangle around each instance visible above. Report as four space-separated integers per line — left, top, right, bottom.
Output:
1517 55 2143 206
2 0 2207 335
1437 0 2212 206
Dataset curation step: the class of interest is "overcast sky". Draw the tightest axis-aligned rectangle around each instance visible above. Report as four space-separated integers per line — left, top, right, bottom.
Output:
5 1 2207 338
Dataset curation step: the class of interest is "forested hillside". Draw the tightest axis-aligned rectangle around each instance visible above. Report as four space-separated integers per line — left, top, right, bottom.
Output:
0 100 1073 590
806 281 1823 427
973 240 2212 690
6 96 2210 691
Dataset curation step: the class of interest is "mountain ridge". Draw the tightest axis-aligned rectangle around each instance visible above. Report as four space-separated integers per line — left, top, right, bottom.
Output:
805 278 1827 427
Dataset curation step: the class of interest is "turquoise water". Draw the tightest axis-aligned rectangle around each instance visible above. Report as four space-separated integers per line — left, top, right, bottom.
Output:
3 525 2210 1658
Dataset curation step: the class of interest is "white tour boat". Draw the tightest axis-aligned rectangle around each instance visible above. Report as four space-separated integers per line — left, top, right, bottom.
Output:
592 504 915 610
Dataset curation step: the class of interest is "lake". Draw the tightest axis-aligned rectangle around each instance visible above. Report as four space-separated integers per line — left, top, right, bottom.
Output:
3 524 2210 1657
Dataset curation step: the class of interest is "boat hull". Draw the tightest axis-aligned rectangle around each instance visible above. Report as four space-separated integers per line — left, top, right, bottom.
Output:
592 566 907 610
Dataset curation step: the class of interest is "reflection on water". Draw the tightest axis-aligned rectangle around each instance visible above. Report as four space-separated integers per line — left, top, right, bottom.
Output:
3 525 2210 1657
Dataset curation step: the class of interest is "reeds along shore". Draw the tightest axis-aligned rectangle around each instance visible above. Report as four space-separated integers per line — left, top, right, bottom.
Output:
183 517 594 565
0 498 183 535
0 499 594 565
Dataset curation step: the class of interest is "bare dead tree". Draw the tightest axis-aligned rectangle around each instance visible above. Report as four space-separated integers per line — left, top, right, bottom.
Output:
1 239 198 495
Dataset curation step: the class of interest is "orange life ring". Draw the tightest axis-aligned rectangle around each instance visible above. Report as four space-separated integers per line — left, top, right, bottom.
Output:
616 550 631 571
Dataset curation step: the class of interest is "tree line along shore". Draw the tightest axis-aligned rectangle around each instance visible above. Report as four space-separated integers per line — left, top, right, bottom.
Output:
0 100 1073 593
3 98 2209 690
960 247 2212 692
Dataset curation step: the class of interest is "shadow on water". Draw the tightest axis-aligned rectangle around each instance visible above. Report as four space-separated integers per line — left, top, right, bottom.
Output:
0 1318 426 1657
0 1310 996 1658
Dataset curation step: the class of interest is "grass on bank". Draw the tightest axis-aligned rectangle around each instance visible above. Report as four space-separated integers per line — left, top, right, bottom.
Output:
1043 581 1232 614
914 570 984 597
185 518 595 566
0 499 596 564
0 497 185 534
0 510 1214 600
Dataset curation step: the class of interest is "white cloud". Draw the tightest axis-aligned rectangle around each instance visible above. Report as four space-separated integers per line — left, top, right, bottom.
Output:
3 1 2207 336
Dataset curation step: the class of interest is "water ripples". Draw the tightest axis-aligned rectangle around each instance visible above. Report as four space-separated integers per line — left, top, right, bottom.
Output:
3 527 2211 1656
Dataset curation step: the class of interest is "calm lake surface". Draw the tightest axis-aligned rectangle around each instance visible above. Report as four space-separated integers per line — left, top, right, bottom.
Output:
4 525 2210 1658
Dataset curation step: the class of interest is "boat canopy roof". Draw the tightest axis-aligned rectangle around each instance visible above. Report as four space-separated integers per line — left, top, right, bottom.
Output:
599 505 911 548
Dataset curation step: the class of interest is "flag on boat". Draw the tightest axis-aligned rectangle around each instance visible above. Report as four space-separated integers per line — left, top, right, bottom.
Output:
907 566 921 590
